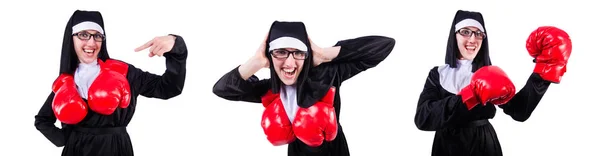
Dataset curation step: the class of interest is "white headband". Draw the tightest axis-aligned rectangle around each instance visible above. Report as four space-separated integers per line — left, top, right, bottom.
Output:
72 21 104 34
454 18 484 32
268 36 308 51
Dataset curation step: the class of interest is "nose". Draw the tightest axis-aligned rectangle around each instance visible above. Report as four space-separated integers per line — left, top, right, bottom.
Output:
283 55 296 66
468 34 477 42
84 37 96 46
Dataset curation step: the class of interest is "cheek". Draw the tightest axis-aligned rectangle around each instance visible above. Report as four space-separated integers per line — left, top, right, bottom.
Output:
296 60 304 68
455 35 461 44
73 42 83 52
272 60 283 70
297 66 304 74
456 38 465 46
476 41 483 50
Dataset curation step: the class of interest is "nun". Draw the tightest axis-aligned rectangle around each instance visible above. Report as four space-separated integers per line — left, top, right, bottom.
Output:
413 10 572 156
34 10 188 156
213 21 395 156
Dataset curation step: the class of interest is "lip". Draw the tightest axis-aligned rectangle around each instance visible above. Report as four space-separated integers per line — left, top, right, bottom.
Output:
83 49 95 56
465 45 477 52
281 67 297 79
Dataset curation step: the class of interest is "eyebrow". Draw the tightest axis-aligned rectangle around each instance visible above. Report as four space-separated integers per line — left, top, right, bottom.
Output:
461 28 483 32
78 31 102 35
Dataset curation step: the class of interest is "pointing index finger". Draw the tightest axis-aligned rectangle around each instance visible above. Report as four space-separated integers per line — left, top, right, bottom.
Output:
134 39 154 52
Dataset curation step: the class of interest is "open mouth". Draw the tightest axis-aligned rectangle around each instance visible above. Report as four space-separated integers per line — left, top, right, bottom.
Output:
282 68 297 78
83 48 95 56
465 45 477 53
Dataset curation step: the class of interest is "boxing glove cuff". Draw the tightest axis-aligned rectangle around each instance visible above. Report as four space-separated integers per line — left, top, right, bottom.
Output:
534 62 566 83
458 85 479 110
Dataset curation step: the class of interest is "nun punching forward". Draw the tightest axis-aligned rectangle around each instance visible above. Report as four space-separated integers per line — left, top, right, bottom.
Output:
413 10 572 156
213 21 395 156
34 10 188 156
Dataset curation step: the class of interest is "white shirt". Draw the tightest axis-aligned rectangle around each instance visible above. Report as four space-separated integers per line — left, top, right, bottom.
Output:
74 60 100 99
279 85 299 122
438 59 474 94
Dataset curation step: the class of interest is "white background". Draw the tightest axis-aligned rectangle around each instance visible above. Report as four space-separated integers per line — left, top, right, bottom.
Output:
0 0 597 155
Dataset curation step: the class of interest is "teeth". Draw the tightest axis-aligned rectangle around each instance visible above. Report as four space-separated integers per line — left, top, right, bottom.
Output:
283 68 295 72
84 49 94 53
466 46 476 50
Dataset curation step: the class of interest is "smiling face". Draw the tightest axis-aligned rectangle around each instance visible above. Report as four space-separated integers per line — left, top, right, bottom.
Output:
455 26 485 60
72 30 104 64
270 48 307 85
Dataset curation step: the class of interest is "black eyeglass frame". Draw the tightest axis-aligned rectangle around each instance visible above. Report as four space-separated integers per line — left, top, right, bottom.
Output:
72 31 105 42
456 28 486 40
269 49 308 60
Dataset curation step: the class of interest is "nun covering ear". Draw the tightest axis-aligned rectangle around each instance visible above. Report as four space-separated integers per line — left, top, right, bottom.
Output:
264 21 331 109
213 19 395 155
34 9 189 156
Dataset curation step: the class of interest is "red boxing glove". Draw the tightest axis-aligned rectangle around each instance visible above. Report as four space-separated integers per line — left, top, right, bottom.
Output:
458 66 516 110
87 60 131 115
260 90 296 146
52 74 87 124
526 26 572 83
292 87 338 147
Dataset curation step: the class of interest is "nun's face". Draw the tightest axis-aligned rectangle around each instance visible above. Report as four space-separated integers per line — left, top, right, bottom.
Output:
456 26 485 60
270 48 307 85
73 30 104 64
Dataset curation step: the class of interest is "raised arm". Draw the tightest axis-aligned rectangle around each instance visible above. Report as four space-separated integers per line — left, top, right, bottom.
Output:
212 66 270 103
500 26 571 122
311 35 395 82
498 73 551 122
129 35 187 99
34 92 70 147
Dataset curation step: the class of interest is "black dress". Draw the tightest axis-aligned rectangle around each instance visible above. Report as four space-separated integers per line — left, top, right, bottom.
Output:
414 66 551 156
34 35 188 156
213 36 395 156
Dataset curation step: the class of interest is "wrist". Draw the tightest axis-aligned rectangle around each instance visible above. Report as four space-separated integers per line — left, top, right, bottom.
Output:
239 57 263 80
458 86 479 110
321 47 341 62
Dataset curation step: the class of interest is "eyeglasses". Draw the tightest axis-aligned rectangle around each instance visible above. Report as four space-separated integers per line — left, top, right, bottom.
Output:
457 28 486 40
269 49 308 60
73 32 105 42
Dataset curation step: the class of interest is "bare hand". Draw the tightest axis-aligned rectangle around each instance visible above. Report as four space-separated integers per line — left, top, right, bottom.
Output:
134 35 177 57
254 34 270 68
309 37 325 67
238 34 270 80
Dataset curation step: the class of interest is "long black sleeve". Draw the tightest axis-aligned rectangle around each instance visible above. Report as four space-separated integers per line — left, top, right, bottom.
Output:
212 66 271 103
34 92 69 147
414 68 473 131
498 73 551 122
128 35 187 99
311 35 395 82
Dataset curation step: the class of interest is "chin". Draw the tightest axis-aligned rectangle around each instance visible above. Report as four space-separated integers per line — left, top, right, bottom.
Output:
84 58 97 63
279 78 297 86
281 81 296 86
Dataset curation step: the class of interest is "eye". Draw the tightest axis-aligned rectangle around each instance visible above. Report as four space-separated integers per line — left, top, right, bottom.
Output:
78 33 90 38
273 50 287 55
459 29 472 35
94 34 105 39
475 32 486 38
294 51 307 57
